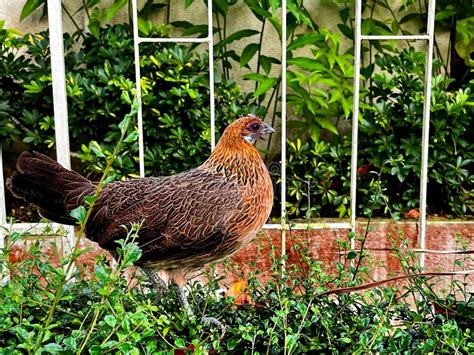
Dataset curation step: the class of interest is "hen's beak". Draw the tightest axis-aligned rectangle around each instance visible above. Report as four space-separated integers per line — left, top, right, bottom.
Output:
262 122 275 134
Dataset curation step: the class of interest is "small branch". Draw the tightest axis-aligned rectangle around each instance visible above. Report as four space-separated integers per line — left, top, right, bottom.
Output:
62 4 86 40
255 19 266 92
318 270 474 296
338 248 474 255
351 216 371 281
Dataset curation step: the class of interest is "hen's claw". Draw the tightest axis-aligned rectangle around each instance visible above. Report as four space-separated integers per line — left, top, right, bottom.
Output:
202 316 226 337
201 316 221 327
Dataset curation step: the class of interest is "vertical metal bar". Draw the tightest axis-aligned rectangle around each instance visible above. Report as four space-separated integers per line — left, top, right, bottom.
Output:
208 1 216 150
47 0 71 170
47 0 75 254
131 0 145 178
418 0 436 269
281 0 287 262
350 0 362 248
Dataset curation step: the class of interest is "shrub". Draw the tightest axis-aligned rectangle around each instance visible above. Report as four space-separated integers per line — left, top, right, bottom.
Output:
286 138 351 218
0 22 262 179
1 226 473 353
360 48 474 218
286 48 474 219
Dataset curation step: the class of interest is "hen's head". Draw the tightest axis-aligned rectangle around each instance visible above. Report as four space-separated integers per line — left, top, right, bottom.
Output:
221 115 275 145
202 115 276 177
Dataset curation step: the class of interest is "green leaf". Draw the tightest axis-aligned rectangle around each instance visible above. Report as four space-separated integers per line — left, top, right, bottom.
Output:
339 7 349 23
318 117 338 135
90 141 105 157
243 73 268 81
287 57 326 72
44 343 62 353
20 0 46 22
218 29 259 48
455 17 474 65
244 0 272 20
259 55 272 74
435 10 456 22
182 25 208 37
124 131 138 143
9 232 22 243
94 264 110 283
269 0 280 14
287 33 325 51
347 251 358 260
70 206 87 224
106 0 127 21
268 15 282 39
104 315 117 328
336 204 347 218
227 338 238 351
287 0 314 28
254 77 278 97
337 24 353 39
174 338 186 348
84 195 97 206
137 18 149 36
240 43 259 67
88 8 104 40
118 117 130 131
213 0 229 16
170 20 193 29
120 90 132 105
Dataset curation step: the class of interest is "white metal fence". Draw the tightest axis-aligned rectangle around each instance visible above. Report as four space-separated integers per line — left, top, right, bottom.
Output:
1 0 469 270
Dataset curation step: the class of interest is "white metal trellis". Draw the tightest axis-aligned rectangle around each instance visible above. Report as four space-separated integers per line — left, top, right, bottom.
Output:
268 0 438 268
350 0 437 268
131 0 215 178
280 0 287 260
46 0 75 253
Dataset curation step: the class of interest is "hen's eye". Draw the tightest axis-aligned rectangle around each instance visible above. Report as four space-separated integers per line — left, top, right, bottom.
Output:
251 123 260 131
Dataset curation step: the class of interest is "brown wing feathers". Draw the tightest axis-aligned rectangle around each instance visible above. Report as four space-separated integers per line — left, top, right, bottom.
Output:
88 170 245 268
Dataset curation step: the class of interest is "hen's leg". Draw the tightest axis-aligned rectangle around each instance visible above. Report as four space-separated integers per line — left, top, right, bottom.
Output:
170 283 192 314
142 268 168 301
170 283 223 328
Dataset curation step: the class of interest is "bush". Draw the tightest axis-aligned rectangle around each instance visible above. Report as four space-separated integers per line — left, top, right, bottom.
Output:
286 48 474 220
0 22 262 179
1 226 473 353
362 49 474 217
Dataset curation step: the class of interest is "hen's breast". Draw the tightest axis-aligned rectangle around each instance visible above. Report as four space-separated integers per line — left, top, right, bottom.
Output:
222 162 274 254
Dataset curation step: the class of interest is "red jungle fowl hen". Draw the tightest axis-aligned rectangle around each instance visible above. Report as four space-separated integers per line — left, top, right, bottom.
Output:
7 115 275 324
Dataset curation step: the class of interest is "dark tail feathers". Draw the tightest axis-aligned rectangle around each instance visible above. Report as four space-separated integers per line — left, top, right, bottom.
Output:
6 151 96 225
